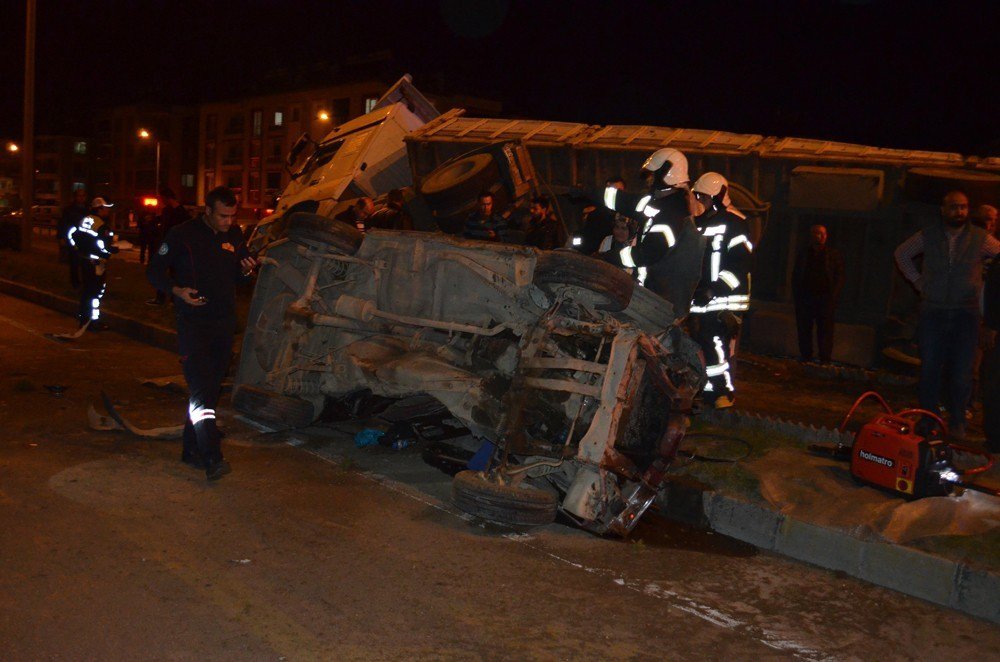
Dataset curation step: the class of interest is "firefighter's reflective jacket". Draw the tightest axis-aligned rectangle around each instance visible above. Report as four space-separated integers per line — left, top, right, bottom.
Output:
67 214 116 261
691 206 753 314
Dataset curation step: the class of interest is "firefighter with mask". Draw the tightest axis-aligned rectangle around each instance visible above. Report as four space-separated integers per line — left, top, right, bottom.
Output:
66 197 118 330
598 147 704 315
689 172 753 408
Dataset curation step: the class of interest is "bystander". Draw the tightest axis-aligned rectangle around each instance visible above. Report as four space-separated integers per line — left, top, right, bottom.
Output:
463 190 509 242
792 224 845 363
523 195 568 250
894 190 1000 439
335 197 376 231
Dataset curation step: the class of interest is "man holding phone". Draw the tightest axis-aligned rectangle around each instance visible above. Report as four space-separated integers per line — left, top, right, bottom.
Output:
147 186 257 480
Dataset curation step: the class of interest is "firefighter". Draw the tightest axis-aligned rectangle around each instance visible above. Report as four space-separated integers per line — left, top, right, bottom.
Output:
689 172 753 408
147 186 257 480
598 147 704 315
66 197 118 330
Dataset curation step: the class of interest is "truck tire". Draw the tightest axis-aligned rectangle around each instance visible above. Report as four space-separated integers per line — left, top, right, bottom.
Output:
232 384 319 429
451 470 558 526
419 153 500 207
616 285 675 333
286 212 362 254
533 250 634 312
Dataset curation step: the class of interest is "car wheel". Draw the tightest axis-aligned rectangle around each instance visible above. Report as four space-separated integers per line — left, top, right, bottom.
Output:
616 285 676 333
419 153 500 208
533 250 634 312
286 212 363 254
451 470 558 526
231 384 320 429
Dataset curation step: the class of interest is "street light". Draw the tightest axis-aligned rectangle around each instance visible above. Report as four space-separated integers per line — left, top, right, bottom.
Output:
6 142 18 153
316 110 331 122
137 127 160 195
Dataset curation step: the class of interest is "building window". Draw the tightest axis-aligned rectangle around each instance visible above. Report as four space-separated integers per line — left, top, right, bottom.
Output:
204 171 215 195
272 110 284 127
222 141 244 166
248 171 261 204
291 106 300 122
252 109 263 137
224 171 243 196
225 113 244 135
72 181 86 191
363 96 378 113
268 139 284 163
206 114 218 139
266 171 282 191
204 141 216 167
181 174 195 187
73 141 87 154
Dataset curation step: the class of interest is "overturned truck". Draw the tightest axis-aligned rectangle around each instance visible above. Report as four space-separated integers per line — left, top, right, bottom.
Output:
233 219 704 534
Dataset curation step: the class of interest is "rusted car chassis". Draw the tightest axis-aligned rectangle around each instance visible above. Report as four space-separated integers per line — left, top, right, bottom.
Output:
233 215 704 534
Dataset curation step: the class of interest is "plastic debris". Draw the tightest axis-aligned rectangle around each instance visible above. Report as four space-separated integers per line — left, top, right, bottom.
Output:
354 428 385 448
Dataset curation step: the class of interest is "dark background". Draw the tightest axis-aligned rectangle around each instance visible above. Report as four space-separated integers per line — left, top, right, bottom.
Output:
1 0 997 154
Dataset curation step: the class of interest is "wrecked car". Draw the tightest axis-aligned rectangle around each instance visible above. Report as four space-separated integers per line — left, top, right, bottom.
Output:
233 213 705 534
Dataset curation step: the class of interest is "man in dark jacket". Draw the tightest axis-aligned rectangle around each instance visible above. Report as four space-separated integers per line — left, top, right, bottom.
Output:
792 224 845 363
894 190 1000 439
463 190 509 242
58 188 88 288
523 195 568 250
147 186 257 480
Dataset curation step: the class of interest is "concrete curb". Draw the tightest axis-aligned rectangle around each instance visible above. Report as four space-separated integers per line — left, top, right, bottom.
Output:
659 487 999 623
0 277 178 352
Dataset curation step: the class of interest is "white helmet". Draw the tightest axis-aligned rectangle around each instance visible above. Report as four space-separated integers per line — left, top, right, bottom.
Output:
692 172 731 206
642 147 689 188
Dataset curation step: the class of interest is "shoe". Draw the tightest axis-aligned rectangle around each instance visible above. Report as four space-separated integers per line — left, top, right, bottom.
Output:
145 298 163 306
205 460 232 481
181 453 206 470
714 395 735 409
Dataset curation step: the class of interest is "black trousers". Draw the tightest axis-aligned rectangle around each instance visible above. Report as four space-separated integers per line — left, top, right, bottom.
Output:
178 318 235 465
795 294 836 362
77 260 106 325
982 340 999 451
691 311 736 401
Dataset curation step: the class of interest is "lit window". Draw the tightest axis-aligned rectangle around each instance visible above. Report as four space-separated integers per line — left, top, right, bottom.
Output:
181 174 195 187
273 111 284 127
364 97 378 113
74 141 87 154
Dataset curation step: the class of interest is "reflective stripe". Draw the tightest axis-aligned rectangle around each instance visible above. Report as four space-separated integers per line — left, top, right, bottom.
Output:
712 235 724 251
728 234 753 252
620 246 637 268
711 251 720 281
713 335 726 364
637 266 647 285
635 195 652 212
96 239 106 251
189 404 216 425
703 381 714 392
604 187 618 211
67 228 77 246
647 224 676 247
572 236 582 246
703 224 727 236
689 294 750 313
643 205 659 218
718 270 740 289
706 362 731 377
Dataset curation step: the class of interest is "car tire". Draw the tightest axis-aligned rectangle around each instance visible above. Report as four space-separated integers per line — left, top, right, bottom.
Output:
533 249 634 312
419 153 500 207
286 212 362 254
231 384 319 429
451 470 558 526
616 285 675 333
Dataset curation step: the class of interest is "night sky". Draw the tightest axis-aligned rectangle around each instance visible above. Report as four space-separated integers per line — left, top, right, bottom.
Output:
1 0 997 155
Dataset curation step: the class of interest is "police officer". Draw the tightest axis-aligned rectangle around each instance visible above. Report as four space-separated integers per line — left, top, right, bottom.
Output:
598 147 705 315
689 172 753 408
147 186 257 480
66 197 118 330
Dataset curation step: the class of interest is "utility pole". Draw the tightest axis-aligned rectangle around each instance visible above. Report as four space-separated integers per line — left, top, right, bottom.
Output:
20 0 36 251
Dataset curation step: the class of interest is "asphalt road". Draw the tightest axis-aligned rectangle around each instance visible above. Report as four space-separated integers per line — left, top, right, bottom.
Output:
1 293 997 660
